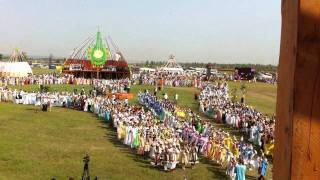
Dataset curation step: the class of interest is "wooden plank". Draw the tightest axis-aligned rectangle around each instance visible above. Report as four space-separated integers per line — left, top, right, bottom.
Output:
291 0 320 179
274 0 298 179
274 0 320 179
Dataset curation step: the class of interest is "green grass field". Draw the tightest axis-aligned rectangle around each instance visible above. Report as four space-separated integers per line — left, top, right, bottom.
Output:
32 68 61 75
1 82 276 179
0 103 235 180
228 81 276 115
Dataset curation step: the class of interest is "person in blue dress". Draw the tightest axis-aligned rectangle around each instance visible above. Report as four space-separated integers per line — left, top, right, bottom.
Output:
234 158 246 180
105 110 110 122
258 157 268 180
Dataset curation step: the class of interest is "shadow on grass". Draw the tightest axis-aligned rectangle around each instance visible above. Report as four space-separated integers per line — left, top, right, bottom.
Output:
96 120 158 171
25 107 41 113
199 156 228 179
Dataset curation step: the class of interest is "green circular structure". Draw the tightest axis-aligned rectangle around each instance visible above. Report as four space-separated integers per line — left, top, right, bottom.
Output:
87 31 110 66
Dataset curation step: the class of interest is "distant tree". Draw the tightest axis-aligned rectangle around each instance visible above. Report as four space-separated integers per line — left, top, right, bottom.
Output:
150 60 155 67
49 54 53 65
145 60 149 67
0 53 2 60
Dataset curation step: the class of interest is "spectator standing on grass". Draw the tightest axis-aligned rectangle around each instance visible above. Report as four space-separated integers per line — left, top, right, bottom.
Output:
226 157 236 180
234 158 246 180
174 93 178 104
154 87 157 96
164 93 168 101
124 97 129 106
127 81 131 93
81 87 85 95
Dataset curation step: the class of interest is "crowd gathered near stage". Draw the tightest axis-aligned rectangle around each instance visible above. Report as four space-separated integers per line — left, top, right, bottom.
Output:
134 71 201 87
0 72 273 180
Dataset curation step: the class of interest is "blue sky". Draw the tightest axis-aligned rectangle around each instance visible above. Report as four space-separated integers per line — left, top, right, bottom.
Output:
0 0 281 64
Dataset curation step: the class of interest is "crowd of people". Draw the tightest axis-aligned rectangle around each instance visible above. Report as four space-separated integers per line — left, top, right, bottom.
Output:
0 74 124 86
139 92 270 179
0 72 273 179
198 81 275 159
134 71 203 88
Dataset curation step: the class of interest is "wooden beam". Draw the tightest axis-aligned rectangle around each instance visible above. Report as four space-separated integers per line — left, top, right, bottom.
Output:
274 0 320 179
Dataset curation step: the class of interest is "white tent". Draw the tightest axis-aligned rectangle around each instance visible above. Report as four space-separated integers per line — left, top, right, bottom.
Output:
158 55 184 73
0 49 32 77
0 62 32 77
139 67 156 72
159 67 184 72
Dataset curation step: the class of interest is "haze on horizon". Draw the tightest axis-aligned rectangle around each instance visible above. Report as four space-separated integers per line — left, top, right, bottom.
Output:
0 0 281 65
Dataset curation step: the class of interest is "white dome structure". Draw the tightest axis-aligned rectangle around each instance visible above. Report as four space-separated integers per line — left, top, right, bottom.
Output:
158 55 184 73
0 49 32 77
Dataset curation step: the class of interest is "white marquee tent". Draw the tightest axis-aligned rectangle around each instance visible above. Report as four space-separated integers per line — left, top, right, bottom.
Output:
158 55 184 73
0 49 32 77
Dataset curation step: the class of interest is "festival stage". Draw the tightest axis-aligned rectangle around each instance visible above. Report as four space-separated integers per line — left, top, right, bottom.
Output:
63 31 130 79
63 59 130 79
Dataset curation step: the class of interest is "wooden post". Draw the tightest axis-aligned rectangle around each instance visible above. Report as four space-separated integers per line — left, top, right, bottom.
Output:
274 0 320 179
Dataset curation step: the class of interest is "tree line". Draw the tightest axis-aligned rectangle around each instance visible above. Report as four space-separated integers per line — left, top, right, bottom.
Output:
132 60 277 72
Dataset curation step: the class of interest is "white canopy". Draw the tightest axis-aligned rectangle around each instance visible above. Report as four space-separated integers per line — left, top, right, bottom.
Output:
158 67 184 72
157 55 184 73
0 62 32 77
139 67 156 72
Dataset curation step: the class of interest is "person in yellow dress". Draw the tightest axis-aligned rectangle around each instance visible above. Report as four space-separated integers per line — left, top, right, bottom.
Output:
120 124 126 140
117 121 123 140
264 140 274 157
180 146 189 170
233 145 240 159
224 134 233 150
220 146 227 167
207 140 216 160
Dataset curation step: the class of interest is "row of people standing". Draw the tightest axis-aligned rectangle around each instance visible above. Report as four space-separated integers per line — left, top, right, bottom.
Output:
138 92 269 179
